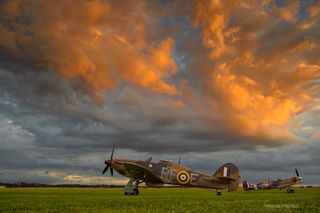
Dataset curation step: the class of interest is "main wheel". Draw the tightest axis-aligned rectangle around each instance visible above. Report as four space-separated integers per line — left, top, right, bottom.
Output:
217 192 221 196
133 189 139 195
124 192 128 195
290 189 295 193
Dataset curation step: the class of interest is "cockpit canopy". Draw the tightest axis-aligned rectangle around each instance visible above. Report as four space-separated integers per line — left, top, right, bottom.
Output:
159 159 174 164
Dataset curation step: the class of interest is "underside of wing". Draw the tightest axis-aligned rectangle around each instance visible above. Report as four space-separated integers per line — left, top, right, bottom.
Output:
277 183 290 189
122 162 163 183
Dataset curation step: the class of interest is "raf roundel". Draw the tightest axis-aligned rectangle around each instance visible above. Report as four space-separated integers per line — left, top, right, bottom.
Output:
176 171 190 184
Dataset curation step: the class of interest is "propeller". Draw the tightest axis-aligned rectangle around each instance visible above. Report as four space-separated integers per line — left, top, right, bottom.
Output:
178 156 181 165
102 145 115 176
295 168 300 177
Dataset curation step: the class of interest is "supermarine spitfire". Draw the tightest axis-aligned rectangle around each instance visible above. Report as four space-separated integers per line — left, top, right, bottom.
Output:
243 169 302 193
102 146 240 196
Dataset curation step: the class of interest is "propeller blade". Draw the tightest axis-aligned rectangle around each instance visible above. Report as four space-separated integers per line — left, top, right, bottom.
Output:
110 145 115 161
178 156 181 165
103 145 115 175
102 164 110 174
295 168 300 177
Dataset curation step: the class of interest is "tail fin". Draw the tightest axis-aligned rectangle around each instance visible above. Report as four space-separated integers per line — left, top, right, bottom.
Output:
213 163 240 192
242 180 255 190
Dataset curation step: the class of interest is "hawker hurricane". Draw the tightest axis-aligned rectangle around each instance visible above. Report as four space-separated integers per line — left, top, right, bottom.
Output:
243 169 302 193
102 146 240 196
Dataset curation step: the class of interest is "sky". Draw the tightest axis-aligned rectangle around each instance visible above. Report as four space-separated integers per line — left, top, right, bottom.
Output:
0 0 319 185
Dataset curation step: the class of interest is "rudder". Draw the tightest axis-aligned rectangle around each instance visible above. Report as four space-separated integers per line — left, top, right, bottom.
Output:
242 180 255 190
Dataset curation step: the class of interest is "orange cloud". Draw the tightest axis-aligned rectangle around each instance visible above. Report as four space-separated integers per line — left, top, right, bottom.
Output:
210 65 304 137
193 0 229 59
0 0 178 105
192 0 318 141
111 37 178 96
272 1 299 22
309 1 320 17
0 0 319 145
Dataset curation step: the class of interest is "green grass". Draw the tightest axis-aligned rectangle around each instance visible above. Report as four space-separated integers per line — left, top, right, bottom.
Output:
0 188 319 212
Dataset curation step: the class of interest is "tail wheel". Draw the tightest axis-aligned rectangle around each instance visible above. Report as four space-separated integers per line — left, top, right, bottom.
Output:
216 192 221 196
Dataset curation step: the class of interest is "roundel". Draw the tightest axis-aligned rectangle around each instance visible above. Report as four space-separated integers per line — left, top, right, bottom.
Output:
176 171 190 184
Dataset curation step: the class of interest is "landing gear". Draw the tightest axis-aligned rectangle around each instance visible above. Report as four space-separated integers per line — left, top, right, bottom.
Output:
123 178 140 196
133 188 139 195
287 188 295 193
216 191 222 196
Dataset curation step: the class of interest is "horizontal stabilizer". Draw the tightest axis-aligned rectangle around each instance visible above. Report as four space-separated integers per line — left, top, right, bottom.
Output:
216 176 236 182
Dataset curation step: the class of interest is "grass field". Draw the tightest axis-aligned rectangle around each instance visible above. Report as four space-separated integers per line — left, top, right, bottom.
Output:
0 187 319 212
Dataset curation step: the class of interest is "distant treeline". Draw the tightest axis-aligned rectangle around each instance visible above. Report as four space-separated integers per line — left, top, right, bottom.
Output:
0 182 318 188
0 182 125 188
0 182 185 188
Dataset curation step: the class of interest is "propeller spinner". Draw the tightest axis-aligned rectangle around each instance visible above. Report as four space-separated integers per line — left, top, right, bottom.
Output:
102 145 115 176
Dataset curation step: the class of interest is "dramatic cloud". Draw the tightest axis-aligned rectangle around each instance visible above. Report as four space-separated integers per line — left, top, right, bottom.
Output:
0 0 319 184
0 0 178 105
190 0 319 141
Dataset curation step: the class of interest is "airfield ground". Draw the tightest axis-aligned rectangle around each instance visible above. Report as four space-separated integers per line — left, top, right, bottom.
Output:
0 188 319 212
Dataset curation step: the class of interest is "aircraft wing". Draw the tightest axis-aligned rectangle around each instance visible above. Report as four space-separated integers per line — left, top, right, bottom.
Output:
276 182 291 189
122 162 163 183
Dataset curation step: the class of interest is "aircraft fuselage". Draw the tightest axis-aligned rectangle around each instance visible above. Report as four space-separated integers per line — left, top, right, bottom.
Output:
107 159 229 190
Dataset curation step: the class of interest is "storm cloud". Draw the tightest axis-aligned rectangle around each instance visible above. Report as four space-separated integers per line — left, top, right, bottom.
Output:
0 0 319 184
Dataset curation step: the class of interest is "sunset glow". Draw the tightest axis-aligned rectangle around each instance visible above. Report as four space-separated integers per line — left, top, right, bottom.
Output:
0 0 319 185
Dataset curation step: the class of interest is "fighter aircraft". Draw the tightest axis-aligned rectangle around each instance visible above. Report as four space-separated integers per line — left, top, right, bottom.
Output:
102 146 240 196
242 169 302 193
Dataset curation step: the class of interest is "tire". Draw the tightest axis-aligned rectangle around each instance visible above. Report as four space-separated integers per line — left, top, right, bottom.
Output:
124 192 128 195
290 189 295 193
217 192 221 196
134 189 139 195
